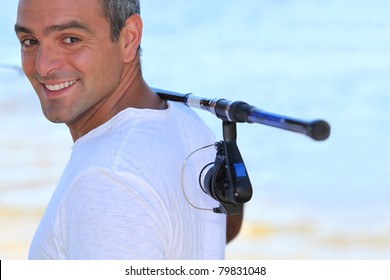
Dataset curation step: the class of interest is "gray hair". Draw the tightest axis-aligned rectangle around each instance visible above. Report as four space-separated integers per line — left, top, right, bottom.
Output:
99 0 140 42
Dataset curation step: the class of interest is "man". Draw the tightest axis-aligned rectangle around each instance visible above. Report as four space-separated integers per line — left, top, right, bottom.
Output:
15 0 242 259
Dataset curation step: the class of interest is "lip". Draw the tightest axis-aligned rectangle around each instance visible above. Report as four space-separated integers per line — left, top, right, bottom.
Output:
41 79 79 98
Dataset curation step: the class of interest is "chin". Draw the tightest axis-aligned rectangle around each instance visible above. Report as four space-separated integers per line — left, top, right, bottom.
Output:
43 112 68 124
46 117 67 124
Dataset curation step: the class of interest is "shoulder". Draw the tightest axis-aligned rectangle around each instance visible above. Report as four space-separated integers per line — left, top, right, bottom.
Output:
168 101 216 146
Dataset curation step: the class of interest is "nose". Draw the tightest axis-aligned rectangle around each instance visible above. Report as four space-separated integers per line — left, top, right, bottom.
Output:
35 43 62 78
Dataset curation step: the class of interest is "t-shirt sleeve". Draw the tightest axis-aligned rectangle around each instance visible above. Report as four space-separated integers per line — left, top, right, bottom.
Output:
57 167 171 260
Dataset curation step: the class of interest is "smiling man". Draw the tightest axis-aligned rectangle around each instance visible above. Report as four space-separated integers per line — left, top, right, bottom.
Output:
15 0 165 141
15 0 242 260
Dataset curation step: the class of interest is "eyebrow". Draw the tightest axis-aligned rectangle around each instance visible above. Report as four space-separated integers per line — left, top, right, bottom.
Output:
15 20 94 36
14 24 32 35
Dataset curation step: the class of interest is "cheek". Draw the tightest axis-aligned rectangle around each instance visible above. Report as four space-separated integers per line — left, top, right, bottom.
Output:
21 54 45 97
21 53 36 79
77 47 123 89
61 52 122 112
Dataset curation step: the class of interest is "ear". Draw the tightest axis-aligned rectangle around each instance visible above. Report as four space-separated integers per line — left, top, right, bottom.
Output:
121 14 143 63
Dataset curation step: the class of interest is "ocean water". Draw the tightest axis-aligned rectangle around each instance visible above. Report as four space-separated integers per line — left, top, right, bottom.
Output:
1 0 390 259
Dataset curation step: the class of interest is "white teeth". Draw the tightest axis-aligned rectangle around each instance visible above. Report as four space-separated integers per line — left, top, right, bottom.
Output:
45 80 77 91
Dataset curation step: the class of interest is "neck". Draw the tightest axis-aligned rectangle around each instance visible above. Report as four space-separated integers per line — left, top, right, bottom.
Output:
68 65 166 142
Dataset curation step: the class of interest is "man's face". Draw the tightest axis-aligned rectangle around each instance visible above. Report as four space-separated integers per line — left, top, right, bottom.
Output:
15 0 124 125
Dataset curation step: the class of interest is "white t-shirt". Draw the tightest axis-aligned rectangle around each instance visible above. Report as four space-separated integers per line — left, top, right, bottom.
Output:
29 102 226 260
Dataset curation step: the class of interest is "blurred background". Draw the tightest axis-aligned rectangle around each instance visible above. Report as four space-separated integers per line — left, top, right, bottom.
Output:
1 0 390 259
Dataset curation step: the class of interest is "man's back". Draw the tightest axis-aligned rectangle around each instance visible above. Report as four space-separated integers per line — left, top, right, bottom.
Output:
29 102 226 259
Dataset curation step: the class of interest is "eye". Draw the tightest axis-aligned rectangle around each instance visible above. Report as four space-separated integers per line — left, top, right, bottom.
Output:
20 38 38 48
62 36 81 45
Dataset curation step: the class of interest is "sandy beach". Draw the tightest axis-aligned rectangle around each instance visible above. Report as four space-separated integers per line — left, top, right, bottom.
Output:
3 204 390 260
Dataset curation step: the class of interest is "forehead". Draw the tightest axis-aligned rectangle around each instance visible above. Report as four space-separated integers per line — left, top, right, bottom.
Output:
16 0 104 30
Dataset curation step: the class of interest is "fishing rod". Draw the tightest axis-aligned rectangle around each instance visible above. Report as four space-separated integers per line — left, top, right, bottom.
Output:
153 87 330 141
153 87 331 215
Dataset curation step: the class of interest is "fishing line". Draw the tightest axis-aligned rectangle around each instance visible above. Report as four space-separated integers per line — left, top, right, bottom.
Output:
181 143 216 212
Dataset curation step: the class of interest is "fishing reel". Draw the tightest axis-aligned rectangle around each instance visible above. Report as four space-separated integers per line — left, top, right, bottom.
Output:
199 121 253 216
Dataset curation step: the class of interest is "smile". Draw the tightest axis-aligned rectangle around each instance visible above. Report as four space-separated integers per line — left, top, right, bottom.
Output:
44 80 78 91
